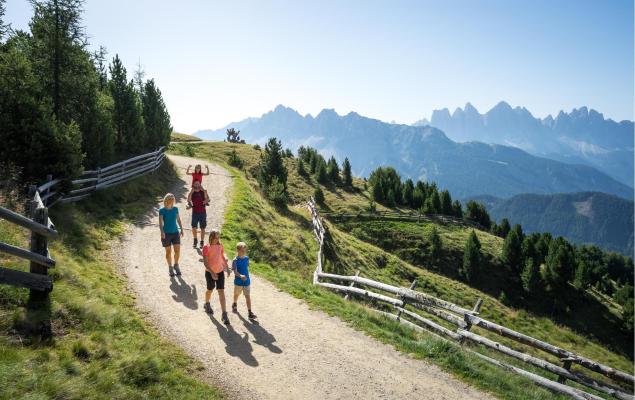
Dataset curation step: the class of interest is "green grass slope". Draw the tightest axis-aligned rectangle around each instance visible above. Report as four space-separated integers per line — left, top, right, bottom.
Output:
171 132 203 142
0 162 222 400
169 141 633 399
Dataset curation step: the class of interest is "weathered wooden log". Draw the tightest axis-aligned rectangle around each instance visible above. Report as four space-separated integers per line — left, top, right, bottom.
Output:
458 329 633 399
99 147 162 174
375 309 427 333
0 242 55 268
343 270 360 301
317 271 474 316
469 351 604 400
0 207 58 239
410 302 467 328
396 280 417 318
395 306 461 340
36 178 61 194
0 266 53 291
29 205 51 301
314 281 403 307
464 314 635 385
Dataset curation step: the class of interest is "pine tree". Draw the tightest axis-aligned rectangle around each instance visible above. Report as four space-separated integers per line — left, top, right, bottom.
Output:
521 258 541 294
452 200 463 218
440 190 452 215
142 79 172 149
412 187 425 209
371 181 384 203
429 226 442 262
133 58 145 94
573 259 593 290
402 179 414 207
386 188 397 207
512 224 524 243
315 159 328 183
460 230 482 282
542 237 575 290
465 200 492 229
326 156 340 184
297 158 307 177
502 229 523 272
342 157 353 187
499 218 511 237
314 185 325 204
109 54 145 154
258 137 287 190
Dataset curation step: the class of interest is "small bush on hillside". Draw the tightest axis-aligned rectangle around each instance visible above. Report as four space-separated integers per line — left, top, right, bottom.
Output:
253 144 261 151
429 227 442 262
183 143 195 157
367 200 376 213
314 186 325 204
266 177 287 209
227 149 243 168
285 148 294 158
297 159 307 177
121 355 166 387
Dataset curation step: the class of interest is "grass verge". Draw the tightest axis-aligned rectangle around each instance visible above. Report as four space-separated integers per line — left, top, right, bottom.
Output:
0 162 222 400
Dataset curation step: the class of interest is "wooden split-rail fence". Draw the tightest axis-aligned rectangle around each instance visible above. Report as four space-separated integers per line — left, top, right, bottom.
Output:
307 197 634 400
0 147 166 299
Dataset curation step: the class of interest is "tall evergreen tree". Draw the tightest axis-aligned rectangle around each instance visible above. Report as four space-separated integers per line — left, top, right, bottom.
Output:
460 230 482 282
326 156 340 184
342 157 353 187
542 237 576 290
429 226 442 262
109 54 145 154
402 179 414 207
573 259 593 290
452 200 463 218
315 159 328 184
465 200 492 229
499 218 511 237
440 189 452 215
258 137 287 190
142 78 171 149
412 187 425 209
502 229 523 272
521 258 541 294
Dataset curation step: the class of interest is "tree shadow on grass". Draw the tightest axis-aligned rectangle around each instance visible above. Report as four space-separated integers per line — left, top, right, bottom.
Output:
209 314 258 367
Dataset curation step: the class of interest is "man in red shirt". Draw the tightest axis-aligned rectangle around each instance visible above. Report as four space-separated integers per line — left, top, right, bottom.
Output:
187 181 210 248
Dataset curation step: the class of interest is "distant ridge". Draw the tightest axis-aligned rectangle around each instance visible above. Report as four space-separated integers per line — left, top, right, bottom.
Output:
419 101 634 185
195 105 633 200
472 191 634 256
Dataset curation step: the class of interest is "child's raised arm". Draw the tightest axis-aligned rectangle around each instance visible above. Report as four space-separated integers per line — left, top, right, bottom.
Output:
204 165 210 175
185 165 192 175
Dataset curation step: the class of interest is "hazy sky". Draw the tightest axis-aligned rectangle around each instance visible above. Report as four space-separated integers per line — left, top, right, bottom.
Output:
5 0 634 133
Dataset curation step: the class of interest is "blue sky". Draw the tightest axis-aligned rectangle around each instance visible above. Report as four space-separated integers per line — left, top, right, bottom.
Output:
5 0 634 133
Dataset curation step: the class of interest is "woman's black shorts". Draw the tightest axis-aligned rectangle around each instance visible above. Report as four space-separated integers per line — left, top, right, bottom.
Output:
205 270 225 290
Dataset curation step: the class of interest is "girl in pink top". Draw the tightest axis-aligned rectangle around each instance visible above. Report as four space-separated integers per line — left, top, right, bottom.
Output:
202 229 230 324
186 164 209 185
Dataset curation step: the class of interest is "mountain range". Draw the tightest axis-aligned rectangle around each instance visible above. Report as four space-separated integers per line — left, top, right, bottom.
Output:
415 102 633 186
195 105 633 200
471 192 634 256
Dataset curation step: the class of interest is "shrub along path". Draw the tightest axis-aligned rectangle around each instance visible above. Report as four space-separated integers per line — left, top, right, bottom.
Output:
120 154 493 400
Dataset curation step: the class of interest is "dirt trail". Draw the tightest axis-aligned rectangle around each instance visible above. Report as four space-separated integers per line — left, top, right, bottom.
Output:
121 154 493 400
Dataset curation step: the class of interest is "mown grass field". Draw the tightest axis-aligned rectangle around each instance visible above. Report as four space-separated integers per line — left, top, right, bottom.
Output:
170 141 634 399
0 163 222 400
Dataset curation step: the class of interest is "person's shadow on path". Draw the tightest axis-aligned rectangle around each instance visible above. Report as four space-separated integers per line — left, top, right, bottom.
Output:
209 314 258 367
169 276 198 310
237 313 282 354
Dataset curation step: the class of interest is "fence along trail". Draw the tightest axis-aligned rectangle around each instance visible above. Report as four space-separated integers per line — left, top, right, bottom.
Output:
119 154 494 400
307 198 634 400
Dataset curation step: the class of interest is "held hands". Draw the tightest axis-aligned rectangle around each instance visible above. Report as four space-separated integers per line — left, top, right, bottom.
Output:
211 271 218 280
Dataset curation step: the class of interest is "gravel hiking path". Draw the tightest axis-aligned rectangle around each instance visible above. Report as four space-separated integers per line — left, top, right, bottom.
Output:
120 154 493 400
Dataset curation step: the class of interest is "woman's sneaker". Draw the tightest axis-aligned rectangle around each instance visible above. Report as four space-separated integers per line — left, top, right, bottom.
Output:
204 302 213 314
221 312 230 325
231 303 238 313
174 264 182 276
248 310 257 320
168 266 175 277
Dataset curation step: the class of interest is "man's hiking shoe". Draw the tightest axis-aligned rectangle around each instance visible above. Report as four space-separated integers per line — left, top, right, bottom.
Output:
200 240 204 248
231 303 238 313
174 264 182 276
168 266 175 277
221 312 230 325
193 238 198 248
204 302 213 314
248 311 257 320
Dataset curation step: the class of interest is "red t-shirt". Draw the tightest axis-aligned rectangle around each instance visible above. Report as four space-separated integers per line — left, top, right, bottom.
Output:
203 243 226 273
191 190 206 213
192 172 203 184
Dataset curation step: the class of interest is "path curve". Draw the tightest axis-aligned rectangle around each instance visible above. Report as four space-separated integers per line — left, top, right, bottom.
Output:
121 154 493 400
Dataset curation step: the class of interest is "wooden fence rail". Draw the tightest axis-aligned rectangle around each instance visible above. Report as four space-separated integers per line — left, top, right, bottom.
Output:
306 198 634 400
0 147 167 301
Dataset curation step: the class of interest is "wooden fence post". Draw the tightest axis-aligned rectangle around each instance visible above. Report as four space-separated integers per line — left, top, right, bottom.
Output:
43 175 52 206
343 270 360 301
29 199 50 303
558 358 574 384
464 297 483 332
396 279 417 320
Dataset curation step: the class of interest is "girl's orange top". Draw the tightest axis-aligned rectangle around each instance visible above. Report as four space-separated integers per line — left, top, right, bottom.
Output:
202 243 226 273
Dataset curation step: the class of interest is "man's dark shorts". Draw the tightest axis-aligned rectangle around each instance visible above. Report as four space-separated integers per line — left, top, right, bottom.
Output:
161 232 180 247
205 270 225 290
191 211 207 229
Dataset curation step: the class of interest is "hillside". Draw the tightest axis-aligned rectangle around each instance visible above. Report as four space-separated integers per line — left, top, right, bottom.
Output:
170 140 633 399
471 192 634 256
171 132 202 142
421 102 634 185
194 105 633 200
